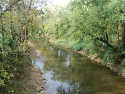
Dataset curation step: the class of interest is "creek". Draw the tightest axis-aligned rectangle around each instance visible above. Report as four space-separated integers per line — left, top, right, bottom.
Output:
31 39 125 94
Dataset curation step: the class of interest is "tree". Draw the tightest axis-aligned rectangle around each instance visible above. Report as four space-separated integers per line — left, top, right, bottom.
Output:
43 0 125 65
0 0 46 93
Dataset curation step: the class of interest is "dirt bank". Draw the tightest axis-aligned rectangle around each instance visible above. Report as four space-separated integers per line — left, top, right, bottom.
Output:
19 42 46 94
19 61 46 94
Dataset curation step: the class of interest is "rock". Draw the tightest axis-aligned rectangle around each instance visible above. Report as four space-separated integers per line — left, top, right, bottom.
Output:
43 78 46 80
36 87 43 92
40 72 43 75
40 91 44 94
41 86 44 88
25 87 29 91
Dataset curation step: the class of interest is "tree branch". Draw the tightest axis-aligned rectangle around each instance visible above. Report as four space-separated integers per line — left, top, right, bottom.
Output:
0 0 21 16
82 32 117 51
105 33 108 41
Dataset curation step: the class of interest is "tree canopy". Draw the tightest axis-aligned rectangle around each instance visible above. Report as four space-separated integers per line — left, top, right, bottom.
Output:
0 0 45 93
43 0 125 65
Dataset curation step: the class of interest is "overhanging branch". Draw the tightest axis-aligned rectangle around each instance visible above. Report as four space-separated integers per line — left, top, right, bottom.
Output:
82 31 117 51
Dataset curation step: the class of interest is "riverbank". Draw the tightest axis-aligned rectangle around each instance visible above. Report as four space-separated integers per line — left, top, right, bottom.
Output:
19 42 46 94
47 38 125 78
19 62 45 94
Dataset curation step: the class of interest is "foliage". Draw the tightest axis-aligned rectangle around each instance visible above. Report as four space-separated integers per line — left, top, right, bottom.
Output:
70 39 85 51
0 0 45 93
57 39 71 45
43 0 125 65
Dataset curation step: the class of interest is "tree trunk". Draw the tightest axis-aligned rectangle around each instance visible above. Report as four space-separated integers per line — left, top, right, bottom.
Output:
122 22 125 48
115 54 125 65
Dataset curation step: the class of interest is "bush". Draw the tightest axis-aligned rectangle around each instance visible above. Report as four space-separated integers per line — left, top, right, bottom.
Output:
70 40 85 51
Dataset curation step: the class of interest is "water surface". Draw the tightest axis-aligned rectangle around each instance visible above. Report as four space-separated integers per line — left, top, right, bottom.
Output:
31 39 125 94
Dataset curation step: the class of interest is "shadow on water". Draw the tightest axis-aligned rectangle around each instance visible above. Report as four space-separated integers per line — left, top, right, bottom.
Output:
31 39 125 94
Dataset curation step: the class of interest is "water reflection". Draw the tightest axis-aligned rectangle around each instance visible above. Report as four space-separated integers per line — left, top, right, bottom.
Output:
31 39 125 94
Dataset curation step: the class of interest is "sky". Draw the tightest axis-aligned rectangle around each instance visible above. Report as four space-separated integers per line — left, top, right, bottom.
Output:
52 0 71 6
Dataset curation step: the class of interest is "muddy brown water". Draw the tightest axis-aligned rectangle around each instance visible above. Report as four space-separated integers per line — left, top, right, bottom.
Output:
31 39 125 94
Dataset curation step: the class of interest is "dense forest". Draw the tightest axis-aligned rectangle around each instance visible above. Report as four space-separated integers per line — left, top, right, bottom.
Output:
43 0 125 66
1 0 125 93
0 0 45 93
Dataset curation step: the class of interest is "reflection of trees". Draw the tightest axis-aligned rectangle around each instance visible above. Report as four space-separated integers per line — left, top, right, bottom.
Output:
33 39 125 94
57 83 81 94
42 49 95 94
43 54 125 93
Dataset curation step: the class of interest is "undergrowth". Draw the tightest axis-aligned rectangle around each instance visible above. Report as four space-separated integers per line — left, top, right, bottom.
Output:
0 45 30 94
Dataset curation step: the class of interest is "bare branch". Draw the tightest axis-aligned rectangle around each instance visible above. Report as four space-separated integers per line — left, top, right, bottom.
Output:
0 0 21 16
